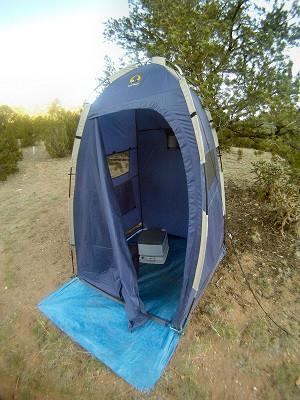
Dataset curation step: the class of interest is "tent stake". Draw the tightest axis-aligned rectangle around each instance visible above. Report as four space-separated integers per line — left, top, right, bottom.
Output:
70 247 75 276
68 167 73 198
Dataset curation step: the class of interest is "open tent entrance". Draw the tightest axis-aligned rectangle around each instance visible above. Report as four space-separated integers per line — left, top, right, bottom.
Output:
39 59 226 391
103 108 189 322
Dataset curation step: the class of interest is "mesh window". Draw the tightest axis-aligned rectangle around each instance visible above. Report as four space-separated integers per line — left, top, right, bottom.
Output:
205 149 218 188
107 151 129 178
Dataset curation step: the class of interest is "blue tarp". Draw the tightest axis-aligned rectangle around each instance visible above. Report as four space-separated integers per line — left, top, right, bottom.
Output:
38 278 180 391
38 237 186 391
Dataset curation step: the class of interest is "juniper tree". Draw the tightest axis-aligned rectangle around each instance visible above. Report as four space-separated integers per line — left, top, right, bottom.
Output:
104 0 300 171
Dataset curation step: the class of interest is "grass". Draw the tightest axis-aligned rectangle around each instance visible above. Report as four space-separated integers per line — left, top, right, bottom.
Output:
203 302 221 317
0 313 112 400
27 318 110 398
203 301 234 317
1 235 20 288
275 265 295 283
240 319 299 354
0 313 21 379
4 260 19 288
158 370 208 400
234 353 259 374
256 276 271 290
241 319 274 351
177 376 208 400
0 311 19 345
264 362 300 400
202 302 238 340
157 338 210 400
213 322 238 340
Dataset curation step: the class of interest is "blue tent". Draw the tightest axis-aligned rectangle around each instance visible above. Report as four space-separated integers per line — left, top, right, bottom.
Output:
39 57 226 390
70 56 226 331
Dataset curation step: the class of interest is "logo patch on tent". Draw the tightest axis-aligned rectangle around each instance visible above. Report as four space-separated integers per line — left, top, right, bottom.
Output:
128 74 142 87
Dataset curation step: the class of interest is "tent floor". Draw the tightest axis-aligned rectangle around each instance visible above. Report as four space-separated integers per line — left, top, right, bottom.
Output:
38 278 180 391
38 237 186 390
137 236 186 321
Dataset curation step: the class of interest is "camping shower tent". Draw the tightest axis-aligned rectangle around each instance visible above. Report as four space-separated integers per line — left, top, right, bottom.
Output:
38 56 227 390
69 56 226 331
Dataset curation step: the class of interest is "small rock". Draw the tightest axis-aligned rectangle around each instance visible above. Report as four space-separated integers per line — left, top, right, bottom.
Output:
253 386 258 391
4 286 8 290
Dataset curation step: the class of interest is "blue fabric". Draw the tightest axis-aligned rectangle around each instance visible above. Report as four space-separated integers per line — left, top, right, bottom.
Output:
100 110 142 232
89 64 180 115
74 118 147 328
135 108 170 130
89 73 204 330
100 110 136 154
137 127 188 238
191 90 225 299
74 62 225 330
199 186 225 293
76 97 203 330
191 91 215 152
38 277 180 392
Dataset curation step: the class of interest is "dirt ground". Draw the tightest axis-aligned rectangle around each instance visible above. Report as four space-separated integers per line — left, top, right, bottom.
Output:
0 146 299 400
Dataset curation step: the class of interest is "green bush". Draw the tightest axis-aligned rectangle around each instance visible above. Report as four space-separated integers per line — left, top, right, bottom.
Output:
0 102 80 179
251 158 299 234
43 121 72 158
9 114 38 147
42 102 79 158
0 130 22 181
0 105 23 181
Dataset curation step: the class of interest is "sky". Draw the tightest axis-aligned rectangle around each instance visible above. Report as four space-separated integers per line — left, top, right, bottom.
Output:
0 0 299 113
0 0 129 113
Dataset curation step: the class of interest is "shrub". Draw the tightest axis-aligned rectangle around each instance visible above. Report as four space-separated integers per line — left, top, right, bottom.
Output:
251 158 299 234
42 103 80 158
0 130 22 181
9 114 38 147
0 105 23 181
43 120 73 158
